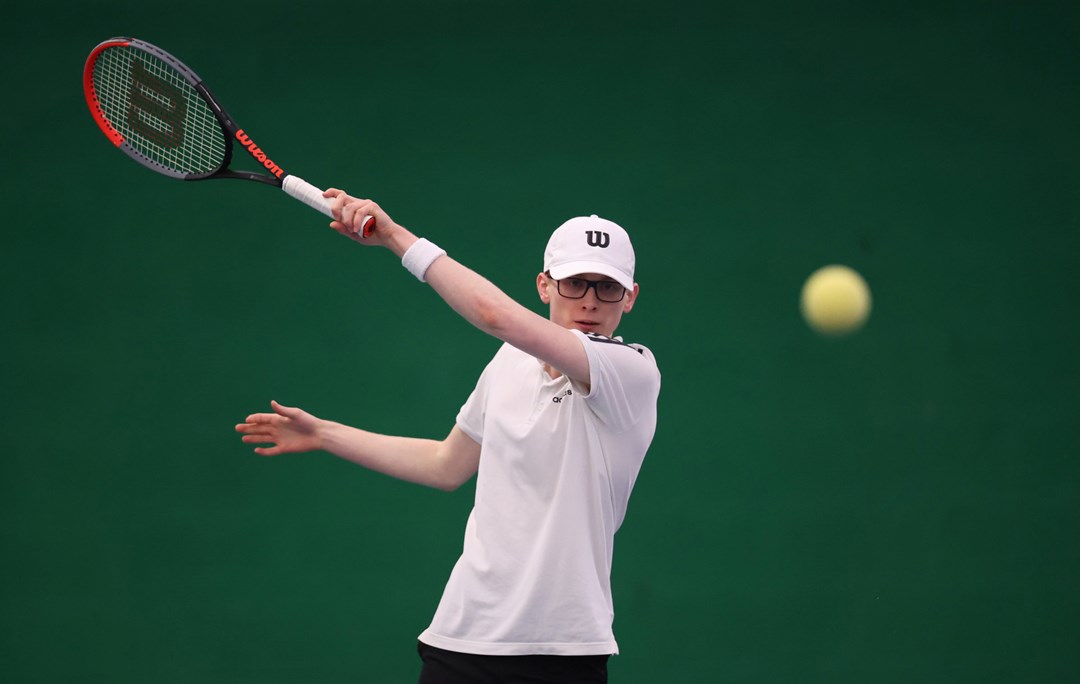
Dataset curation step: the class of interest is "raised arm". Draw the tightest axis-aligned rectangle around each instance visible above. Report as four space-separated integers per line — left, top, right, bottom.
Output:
324 190 591 383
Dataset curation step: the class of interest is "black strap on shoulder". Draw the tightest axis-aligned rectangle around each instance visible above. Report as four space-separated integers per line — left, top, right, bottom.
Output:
584 332 645 354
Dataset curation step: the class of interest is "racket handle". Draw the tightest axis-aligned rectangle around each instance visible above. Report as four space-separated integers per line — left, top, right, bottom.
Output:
281 175 374 237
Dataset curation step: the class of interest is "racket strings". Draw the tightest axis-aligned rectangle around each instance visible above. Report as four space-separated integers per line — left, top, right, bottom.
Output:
92 47 226 175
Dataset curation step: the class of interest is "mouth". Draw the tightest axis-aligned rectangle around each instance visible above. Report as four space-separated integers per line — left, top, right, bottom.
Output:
574 320 601 329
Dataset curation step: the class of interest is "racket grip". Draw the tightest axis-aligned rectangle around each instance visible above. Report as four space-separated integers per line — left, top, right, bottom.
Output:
282 175 374 237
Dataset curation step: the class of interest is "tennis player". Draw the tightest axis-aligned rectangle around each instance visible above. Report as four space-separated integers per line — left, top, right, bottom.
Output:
235 190 661 684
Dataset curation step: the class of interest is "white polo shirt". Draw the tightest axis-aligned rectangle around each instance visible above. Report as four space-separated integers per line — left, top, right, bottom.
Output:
418 329 661 656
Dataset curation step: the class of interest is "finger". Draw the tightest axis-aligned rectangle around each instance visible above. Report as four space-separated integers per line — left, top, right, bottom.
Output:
330 223 364 243
342 200 358 230
241 434 275 444
328 191 349 221
328 221 359 242
338 199 366 233
324 187 348 203
254 446 282 457
351 203 374 236
271 400 300 418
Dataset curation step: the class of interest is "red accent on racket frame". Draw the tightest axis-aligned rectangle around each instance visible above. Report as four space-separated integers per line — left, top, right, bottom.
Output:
83 39 131 147
235 129 284 178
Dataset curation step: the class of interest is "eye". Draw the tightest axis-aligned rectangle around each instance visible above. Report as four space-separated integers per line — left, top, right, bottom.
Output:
598 282 620 294
567 278 586 288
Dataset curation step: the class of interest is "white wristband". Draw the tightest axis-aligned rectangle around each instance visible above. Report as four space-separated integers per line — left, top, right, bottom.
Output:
401 238 447 282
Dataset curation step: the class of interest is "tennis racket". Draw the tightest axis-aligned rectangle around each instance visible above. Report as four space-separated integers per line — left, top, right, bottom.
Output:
83 37 373 236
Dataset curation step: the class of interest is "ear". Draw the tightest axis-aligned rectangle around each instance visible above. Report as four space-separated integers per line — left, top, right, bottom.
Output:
536 272 552 304
622 283 640 313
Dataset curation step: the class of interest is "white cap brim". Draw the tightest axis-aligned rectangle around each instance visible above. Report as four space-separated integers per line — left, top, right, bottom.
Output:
548 261 634 290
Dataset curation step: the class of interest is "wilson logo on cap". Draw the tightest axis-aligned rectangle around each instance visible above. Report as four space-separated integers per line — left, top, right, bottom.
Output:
585 231 610 248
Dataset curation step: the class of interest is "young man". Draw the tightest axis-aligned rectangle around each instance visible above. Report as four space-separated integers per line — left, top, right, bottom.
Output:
235 190 661 683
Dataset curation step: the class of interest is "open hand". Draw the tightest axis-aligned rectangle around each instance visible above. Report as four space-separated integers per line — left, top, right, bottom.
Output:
235 400 322 456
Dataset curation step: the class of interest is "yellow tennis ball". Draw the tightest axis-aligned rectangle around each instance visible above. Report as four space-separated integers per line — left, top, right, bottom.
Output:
800 265 872 336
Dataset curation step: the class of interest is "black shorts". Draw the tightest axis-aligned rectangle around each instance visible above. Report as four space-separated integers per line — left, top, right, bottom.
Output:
417 641 610 684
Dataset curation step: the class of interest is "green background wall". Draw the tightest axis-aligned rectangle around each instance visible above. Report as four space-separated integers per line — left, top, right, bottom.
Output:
3 1 1077 681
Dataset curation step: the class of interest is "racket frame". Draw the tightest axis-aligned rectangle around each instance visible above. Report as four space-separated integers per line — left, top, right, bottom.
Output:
83 37 371 234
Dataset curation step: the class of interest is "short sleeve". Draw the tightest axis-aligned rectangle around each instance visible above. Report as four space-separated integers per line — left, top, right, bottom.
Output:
568 329 661 431
455 348 499 444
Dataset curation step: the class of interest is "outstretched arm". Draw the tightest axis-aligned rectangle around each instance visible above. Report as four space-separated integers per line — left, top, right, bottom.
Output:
323 190 592 384
235 400 480 491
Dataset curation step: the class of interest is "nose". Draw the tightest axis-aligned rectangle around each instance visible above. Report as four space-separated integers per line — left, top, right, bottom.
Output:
579 288 601 308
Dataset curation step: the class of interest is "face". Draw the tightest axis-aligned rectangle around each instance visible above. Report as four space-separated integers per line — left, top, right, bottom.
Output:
537 272 639 338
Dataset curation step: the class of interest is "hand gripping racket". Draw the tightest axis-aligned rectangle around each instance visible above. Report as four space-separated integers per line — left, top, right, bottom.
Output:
83 37 373 236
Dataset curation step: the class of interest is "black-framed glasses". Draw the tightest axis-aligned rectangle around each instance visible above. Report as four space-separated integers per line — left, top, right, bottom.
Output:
549 274 627 302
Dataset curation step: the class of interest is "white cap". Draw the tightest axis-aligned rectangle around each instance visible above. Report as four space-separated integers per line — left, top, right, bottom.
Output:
543 215 636 290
